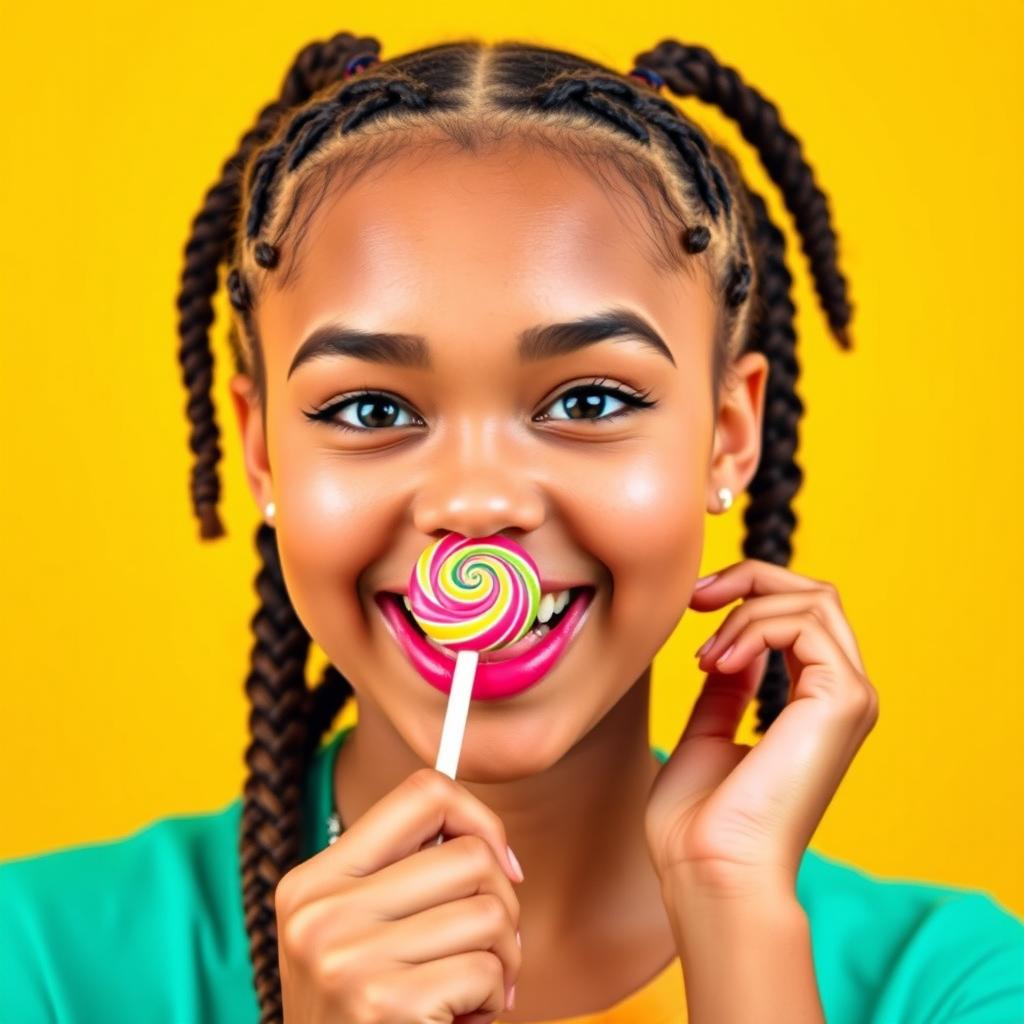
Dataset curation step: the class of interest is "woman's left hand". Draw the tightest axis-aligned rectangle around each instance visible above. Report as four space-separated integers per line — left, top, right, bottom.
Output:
645 559 879 900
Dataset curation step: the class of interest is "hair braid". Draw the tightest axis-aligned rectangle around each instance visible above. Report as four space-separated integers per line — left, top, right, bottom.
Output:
241 524 353 1022
175 31 381 541
740 186 805 732
244 72 435 253
529 74 731 222
176 31 371 1024
635 39 854 349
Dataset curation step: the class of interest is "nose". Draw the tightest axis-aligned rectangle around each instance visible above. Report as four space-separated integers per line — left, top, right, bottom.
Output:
411 434 546 540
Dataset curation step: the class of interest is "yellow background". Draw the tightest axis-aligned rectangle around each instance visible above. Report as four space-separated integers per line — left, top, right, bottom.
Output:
2 2 1021 919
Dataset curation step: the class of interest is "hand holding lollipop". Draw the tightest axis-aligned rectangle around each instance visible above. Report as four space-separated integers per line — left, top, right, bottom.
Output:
407 533 540 790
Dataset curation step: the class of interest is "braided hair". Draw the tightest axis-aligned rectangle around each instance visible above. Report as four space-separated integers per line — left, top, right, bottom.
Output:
175 33 852 1023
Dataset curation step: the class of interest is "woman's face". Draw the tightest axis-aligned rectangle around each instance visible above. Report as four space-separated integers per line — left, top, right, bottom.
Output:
230 139 766 781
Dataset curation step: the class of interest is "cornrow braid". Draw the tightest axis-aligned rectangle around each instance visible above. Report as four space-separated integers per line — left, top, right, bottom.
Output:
245 72 433 255
176 36 854 1020
635 39 853 349
529 73 733 222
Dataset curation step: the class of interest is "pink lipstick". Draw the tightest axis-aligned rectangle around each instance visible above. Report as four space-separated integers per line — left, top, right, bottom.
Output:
375 586 595 700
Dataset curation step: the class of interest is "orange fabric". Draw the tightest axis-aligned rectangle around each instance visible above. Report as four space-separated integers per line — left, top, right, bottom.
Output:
494 954 685 1023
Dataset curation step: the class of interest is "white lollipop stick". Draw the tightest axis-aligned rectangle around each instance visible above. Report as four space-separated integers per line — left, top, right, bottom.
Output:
431 648 479 846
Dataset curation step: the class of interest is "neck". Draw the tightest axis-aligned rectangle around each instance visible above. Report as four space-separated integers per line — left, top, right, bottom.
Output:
333 667 669 951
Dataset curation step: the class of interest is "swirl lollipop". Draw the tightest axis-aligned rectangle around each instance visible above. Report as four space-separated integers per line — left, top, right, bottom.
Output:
408 533 542 653
408 533 541 789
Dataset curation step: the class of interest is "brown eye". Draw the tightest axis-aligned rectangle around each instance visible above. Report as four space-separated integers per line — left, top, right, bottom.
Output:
303 391 423 432
535 383 656 424
352 396 400 428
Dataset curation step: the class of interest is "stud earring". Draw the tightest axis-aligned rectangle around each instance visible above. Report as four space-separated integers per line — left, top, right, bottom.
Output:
264 501 276 522
716 487 733 512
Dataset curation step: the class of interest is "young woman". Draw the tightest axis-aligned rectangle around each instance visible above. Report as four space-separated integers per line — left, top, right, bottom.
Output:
3 33 1022 1024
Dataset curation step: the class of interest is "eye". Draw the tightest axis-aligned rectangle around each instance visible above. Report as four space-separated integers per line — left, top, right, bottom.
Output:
534 379 656 424
303 391 423 432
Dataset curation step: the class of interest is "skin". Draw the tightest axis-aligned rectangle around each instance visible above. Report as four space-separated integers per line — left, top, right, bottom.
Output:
229 138 768 1019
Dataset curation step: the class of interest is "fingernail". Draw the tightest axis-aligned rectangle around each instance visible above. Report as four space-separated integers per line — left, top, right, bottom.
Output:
506 845 525 883
516 928 522 947
696 634 716 658
694 573 719 589
716 642 736 665
506 983 516 1010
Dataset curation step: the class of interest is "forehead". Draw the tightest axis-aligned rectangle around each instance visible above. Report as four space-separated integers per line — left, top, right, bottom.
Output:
256 140 711 363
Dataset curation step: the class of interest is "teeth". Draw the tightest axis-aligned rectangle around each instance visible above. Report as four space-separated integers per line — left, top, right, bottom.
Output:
529 588 575 630
403 588 578 636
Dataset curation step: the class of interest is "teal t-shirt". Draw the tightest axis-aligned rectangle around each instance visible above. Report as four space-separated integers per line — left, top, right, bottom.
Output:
2 724 1022 1022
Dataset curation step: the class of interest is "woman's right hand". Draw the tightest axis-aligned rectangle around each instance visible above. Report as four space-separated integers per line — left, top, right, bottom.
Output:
276 766 525 1023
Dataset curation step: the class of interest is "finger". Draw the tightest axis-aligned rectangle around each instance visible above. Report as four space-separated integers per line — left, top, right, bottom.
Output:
681 648 771 743
696 589 865 676
279 769 522 912
689 559 832 610
288 834 520 953
345 951 508 1021
705 612 879 869
374 893 520 1010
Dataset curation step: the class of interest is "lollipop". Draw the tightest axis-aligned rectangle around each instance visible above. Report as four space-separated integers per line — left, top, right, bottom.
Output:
408 533 542 653
408 533 541 792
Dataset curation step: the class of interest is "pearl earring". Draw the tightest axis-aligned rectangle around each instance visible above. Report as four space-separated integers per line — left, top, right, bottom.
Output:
264 501 276 521
717 487 733 512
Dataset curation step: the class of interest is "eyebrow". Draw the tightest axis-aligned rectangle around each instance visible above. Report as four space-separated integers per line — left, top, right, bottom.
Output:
286 306 676 380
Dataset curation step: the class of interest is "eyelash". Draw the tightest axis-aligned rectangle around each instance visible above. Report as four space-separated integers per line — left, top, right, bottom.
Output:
302 378 657 433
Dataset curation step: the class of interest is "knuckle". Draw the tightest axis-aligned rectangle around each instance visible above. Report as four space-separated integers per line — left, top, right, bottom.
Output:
350 979 398 1021
479 949 505 989
280 907 317 964
311 946 357 991
724 605 747 631
843 685 876 721
408 766 452 802
863 683 881 720
274 875 295 919
806 603 829 627
798 609 821 632
455 831 495 871
476 891 509 929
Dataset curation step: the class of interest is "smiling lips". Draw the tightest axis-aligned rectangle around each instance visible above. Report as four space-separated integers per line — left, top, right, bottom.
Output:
374 586 596 700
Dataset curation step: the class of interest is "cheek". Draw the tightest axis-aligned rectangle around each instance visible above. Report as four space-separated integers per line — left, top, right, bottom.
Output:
269 445 400 641
570 442 704 645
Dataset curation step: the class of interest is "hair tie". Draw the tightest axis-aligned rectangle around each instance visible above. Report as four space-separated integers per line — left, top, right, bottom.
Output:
226 267 251 312
627 66 665 93
344 52 379 78
253 241 280 270
682 225 711 254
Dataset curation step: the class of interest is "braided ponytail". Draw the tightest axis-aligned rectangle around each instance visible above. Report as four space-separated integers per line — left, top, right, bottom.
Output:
631 40 853 731
740 185 806 731
175 31 381 542
175 32 372 1023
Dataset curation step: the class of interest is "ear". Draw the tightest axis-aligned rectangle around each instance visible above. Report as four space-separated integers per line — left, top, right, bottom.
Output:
228 373 274 526
708 351 769 511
